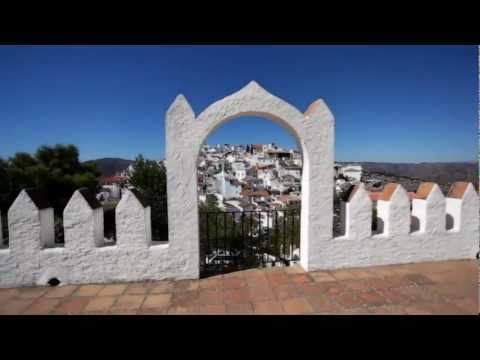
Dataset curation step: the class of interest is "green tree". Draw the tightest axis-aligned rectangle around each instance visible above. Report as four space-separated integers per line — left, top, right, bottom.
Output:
0 144 100 244
129 155 168 241
0 144 99 214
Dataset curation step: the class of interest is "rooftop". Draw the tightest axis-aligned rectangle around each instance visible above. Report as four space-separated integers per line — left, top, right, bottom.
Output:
0 259 475 315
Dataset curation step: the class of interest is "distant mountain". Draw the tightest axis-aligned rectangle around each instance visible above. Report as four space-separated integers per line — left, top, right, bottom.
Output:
85 158 134 177
87 157 478 185
338 161 478 185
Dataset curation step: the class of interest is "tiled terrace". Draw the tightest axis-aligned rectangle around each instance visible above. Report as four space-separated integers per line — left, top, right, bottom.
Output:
0 259 477 315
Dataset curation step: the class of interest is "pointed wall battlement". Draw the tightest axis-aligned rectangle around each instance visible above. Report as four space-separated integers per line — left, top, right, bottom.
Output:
321 181 479 270
0 188 186 287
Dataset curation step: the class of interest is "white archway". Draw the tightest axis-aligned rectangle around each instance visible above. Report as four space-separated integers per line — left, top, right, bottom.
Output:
165 81 334 278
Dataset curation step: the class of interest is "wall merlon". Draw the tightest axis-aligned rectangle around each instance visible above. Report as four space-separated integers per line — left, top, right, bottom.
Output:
8 189 55 252
64 188 104 250
412 182 446 234
445 182 479 233
166 94 195 133
116 189 152 248
377 183 410 236
344 183 372 240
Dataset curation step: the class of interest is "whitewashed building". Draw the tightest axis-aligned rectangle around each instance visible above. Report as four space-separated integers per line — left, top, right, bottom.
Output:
257 165 276 187
214 169 242 200
279 165 302 179
339 165 362 182
231 161 247 182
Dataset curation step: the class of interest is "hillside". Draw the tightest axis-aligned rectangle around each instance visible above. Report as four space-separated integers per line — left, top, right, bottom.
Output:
338 161 478 193
360 162 477 184
84 158 134 177
87 157 478 185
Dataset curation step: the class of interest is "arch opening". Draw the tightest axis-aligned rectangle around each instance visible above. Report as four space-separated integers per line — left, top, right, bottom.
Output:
196 116 305 277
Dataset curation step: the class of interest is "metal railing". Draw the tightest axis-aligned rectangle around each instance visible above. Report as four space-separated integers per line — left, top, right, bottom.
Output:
199 209 300 277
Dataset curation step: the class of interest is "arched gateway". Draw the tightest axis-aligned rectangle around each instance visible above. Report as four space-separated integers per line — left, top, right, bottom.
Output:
166 81 334 277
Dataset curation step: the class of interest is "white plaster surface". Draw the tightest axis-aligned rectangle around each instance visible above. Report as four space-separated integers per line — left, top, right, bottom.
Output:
445 184 479 233
64 189 104 251
323 184 479 270
2 179 476 287
116 189 152 248
446 198 462 232
377 185 410 236
318 228 478 270
453 183 479 232
412 184 446 234
343 184 372 240
0 189 190 287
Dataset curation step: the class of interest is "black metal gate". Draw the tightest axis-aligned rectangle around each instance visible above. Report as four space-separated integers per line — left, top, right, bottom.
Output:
199 209 300 277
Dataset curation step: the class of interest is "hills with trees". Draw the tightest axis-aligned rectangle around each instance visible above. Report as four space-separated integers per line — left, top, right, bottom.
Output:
340 161 478 186
0 144 100 214
128 155 168 241
0 144 100 244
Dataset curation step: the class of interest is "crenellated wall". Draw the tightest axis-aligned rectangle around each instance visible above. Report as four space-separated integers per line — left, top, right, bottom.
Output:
0 188 193 287
321 182 479 270
0 180 477 288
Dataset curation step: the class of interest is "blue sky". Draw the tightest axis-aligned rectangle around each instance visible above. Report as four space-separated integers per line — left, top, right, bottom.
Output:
0 45 477 162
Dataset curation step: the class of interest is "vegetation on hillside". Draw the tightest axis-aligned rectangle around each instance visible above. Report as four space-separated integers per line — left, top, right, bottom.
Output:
199 193 300 273
0 144 100 243
129 155 168 241
84 158 134 177
0 144 99 213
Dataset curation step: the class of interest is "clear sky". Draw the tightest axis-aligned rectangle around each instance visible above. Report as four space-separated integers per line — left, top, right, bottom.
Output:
0 45 477 162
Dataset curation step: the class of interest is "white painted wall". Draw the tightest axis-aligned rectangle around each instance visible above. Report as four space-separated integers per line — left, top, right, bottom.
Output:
64 190 104 251
214 171 241 199
234 169 246 182
0 188 193 287
0 180 478 287
343 184 372 240
412 184 446 234
323 181 479 270
258 169 274 187
376 184 410 236
445 183 479 233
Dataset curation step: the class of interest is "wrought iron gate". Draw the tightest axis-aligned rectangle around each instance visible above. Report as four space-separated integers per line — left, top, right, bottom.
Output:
199 209 300 277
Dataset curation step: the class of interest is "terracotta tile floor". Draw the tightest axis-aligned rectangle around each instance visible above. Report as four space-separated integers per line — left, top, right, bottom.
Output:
0 259 477 315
